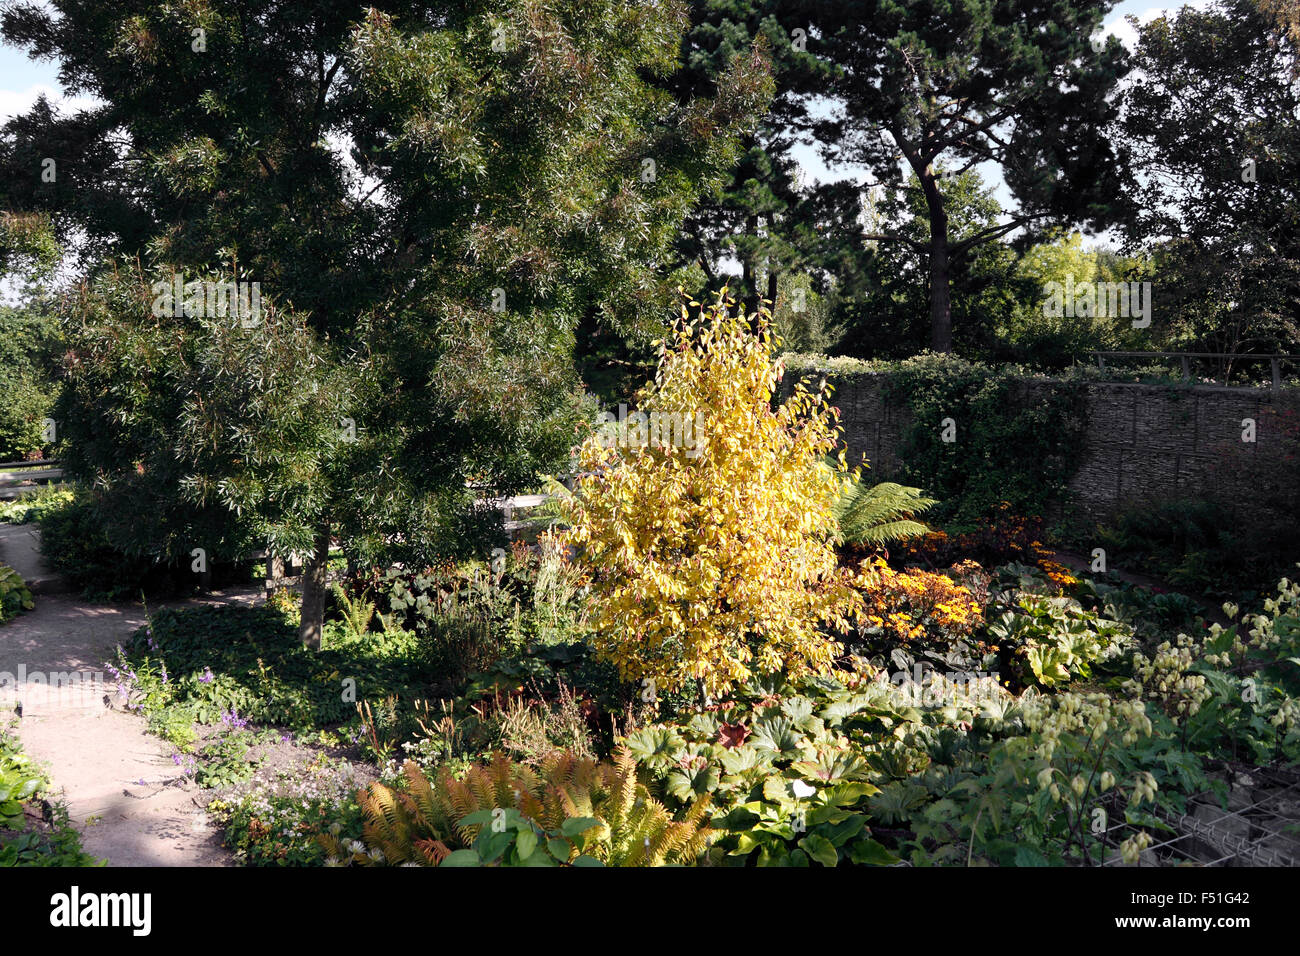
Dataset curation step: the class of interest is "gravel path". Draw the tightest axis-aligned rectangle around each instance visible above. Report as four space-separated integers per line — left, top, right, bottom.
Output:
1 524 260 865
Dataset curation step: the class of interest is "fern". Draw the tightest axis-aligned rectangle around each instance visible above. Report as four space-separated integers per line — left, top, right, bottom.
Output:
330 583 375 637
325 747 713 866
832 472 938 548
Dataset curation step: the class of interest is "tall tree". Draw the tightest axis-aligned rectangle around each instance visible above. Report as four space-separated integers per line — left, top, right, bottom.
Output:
667 1 859 321
1121 0 1300 362
1 0 769 642
800 0 1129 352
836 167 1030 359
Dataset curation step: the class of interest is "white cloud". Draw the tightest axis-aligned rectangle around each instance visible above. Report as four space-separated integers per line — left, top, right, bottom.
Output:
0 84 99 124
1104 1 1218 49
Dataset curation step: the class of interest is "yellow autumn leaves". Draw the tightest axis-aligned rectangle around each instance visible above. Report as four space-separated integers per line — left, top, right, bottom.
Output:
559 291 861 699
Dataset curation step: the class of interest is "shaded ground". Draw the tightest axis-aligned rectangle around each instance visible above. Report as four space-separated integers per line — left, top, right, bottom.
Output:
0 522 263 864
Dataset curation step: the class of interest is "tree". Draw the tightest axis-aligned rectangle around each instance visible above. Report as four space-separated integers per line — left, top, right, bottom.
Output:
2 0 770 642
562 291 861 698
801 0 1130 352
1121 0 1300 365
836 168 1031 359
1003 231 1151 368
668 1 862 322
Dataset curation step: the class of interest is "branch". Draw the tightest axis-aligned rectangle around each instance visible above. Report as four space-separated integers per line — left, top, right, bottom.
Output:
862 232 926 253
949 213 1051 257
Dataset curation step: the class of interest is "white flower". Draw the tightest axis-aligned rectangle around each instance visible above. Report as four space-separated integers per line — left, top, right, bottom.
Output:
790 780 816 799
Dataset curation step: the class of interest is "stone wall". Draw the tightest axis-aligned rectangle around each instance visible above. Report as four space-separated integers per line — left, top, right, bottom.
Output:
796 368 1300 528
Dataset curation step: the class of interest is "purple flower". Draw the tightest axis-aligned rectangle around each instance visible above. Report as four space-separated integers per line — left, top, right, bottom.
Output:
200 667 214 684
221 708 250 730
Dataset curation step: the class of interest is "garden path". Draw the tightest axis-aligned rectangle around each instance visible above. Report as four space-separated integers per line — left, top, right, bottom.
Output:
0 528 260 865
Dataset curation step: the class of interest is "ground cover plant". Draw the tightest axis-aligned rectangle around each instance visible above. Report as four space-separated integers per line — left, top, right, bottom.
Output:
0 564 33 624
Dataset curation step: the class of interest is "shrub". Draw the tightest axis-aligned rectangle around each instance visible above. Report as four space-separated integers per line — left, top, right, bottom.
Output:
38 493 178 600
0 565 33 623
849 558 986 665
0 308 59 461
1125 573 1300 764
0 372 53 461
375 543 590 688
1093 497 1295 598
563 293 862 699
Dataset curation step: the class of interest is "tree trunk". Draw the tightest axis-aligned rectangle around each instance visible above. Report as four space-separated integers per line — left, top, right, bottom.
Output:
742 212 759 319
919 168 954 353
298 526 330 649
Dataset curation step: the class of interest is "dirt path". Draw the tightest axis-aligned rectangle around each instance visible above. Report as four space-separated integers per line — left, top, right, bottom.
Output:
0 528 261 864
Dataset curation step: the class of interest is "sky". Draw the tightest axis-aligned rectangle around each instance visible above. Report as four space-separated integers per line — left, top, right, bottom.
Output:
0 1 1217 249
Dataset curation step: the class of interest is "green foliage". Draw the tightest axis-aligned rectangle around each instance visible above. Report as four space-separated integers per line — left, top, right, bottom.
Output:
836 168 1033 360
1122 0 1300 358
0 565 33 623
1000 231 1154 368
0 307 59 461
881 354 1087 526
812 1 1129 351
37 492 181 601
118 604 426 732
1126 576 1300 764
5 0 772 617
0 371 52 461
833 476 937 548
784 353 1091 527
1091 497 1296 599
987 593 1132 689
329 583 376 643
0 483 75 525
624 674 937 866
444 809 605 867
378 546 587 690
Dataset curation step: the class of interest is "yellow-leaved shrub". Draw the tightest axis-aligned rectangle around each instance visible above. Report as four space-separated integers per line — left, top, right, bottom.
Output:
560 291 862 698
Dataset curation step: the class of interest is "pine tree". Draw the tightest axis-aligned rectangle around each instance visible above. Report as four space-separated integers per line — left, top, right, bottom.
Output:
798 0 1130 352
